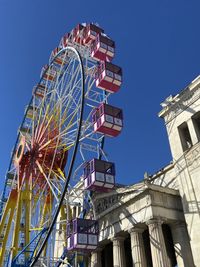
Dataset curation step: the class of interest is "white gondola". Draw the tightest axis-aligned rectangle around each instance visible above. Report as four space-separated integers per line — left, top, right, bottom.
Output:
25 105 37 120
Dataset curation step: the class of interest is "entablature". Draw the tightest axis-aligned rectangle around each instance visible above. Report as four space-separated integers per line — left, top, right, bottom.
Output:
95 182 184 241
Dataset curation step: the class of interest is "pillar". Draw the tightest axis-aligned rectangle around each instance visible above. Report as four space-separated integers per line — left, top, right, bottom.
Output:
112 236 126 267
170 222 195 267
129 227 147 267
147 219 171 267
90 249 102 267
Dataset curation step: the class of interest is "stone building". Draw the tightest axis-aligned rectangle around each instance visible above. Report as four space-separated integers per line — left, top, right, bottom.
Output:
89 75 200 267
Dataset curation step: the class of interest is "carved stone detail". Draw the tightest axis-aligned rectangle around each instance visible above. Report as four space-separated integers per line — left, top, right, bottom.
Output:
95 194 123 215
164 86 200 123
185 143 200 170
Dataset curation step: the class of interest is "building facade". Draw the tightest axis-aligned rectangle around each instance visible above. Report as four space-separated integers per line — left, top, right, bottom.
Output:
89 75 200 267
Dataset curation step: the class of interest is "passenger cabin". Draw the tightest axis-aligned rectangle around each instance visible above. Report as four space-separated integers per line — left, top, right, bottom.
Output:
50 47 68 66
83 23 104 45
50 47 60 63
91 34 115 61
60 33 71 48
6 173 15 186
92 103 123 137
26 105 34 119
19 125 31 135
40 65 57 81
72 24 86 45
33 84 47 98
95 61 122 93
83 158 115 191
67 218 98 251
26 105 37 120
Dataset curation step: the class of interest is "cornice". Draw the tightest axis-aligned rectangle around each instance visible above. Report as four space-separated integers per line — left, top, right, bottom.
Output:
158 76 200 124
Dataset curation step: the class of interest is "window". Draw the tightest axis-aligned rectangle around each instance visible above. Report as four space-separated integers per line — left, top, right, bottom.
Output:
192 111 200 142
178 122 192 152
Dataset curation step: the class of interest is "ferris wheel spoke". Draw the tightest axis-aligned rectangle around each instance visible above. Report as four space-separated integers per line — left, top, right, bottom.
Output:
35 161 59 203
34 88 58 139
36 117 55 145
35 92 79 145
59 60 81 98
61 65 82 98
34 100 61 146
57 63 76 99
37 116 86 153
60 82 81 114
42 110 80 148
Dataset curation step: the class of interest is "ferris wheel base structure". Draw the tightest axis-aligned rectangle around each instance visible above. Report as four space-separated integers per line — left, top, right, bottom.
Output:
0 22 123 267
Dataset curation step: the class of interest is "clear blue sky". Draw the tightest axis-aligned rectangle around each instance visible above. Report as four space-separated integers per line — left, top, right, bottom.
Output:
0 0 200 191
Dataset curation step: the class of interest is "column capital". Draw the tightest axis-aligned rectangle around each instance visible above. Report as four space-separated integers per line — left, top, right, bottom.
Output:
111 235 125 243
128 224 146 234
90 247 103 255
146 217 165 226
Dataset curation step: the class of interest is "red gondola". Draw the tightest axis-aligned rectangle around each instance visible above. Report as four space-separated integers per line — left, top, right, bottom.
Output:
50 48 62 65
40 65 57 81
60 33 71 48
33 84 47 98
50 47 69 65
91 34 115 61
92 103 123 137
72 24 86 45
95 61 122 93
83 158 115 191
83 23 104 45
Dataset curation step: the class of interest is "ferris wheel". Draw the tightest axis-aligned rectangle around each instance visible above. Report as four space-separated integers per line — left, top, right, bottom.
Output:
0 23 123 267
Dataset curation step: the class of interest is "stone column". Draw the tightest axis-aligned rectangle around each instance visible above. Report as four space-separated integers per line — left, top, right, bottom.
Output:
170 222 195 267
112 236 126 267
90 249 102 267
129 227 147 267
147 219 171 267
